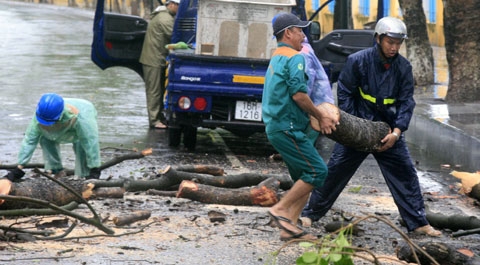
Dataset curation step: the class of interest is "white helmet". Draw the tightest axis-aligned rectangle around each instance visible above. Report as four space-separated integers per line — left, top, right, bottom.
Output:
166 0 180 4
375 17 408 39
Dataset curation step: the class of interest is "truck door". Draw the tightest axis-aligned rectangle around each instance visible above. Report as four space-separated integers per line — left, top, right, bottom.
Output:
91 0 146 77
311 29 374 83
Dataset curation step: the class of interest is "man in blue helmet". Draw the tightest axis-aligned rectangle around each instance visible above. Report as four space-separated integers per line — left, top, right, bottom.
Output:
2 93 102 182
300 17 442 237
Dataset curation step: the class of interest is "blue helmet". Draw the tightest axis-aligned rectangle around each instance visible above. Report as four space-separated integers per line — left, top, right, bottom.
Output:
36 93 64 126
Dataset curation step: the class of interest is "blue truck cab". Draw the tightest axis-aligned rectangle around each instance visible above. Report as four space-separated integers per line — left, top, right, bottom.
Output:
91 0 374 150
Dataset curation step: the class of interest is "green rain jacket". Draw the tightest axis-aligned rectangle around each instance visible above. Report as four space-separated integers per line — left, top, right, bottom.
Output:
18 98 101 176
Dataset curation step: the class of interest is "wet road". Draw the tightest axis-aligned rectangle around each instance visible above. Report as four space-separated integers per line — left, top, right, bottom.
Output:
0 0 459 188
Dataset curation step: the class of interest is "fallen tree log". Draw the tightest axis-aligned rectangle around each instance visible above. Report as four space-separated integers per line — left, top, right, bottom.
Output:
176 177 280 206
123 166 293 192
0 177 89 210
397 241 480 265
0 201 79 217
310 103 390 152
426 210 480 232
0 148 152 176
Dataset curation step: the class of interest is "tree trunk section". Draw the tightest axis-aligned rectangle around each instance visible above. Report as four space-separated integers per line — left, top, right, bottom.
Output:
397 241 480 265
426 211 480 232
311 103 390 152
0 178 87 210
444 0 480 102
176 178 280 206
113 210 151 226
398 0 434 86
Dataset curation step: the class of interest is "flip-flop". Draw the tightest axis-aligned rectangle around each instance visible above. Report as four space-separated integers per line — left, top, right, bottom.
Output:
268 211 316 241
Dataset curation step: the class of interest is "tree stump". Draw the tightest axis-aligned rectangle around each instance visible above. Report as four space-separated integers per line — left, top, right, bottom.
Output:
310 103 391 152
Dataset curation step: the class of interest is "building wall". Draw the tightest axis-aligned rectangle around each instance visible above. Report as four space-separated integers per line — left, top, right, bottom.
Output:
306 0 444 46
19 0 445 46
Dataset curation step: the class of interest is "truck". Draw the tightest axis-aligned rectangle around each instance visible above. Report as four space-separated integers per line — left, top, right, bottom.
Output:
91 0 375 150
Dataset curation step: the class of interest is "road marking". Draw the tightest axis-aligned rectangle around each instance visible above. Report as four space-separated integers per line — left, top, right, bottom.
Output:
208 129 248 173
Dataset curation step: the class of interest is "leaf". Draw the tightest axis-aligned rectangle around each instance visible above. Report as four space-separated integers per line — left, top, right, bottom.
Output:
299 242 315 248
300 251 318 263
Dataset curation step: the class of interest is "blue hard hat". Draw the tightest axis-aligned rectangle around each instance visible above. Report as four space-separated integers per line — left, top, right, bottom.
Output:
36 93 64 126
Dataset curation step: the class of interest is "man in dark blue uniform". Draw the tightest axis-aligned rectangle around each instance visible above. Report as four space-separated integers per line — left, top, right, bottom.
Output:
301 17 441 236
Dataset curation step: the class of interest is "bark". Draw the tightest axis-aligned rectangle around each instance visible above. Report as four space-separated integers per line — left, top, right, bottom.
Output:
426 211 480 232
123 167 293 192
174 165 225 176
0 178 88 210
444 0 480 102
176 177 280 206
398 0 434 86
113 210 151 226
397 241 480 265
311 103 390 152
92 187 126 199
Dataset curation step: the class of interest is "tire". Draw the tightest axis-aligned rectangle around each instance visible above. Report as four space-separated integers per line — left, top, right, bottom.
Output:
183 126 198 151
168 127 182 147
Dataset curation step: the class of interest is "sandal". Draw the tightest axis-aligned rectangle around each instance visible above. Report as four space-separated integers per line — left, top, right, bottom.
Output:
413 225 442 237
268 211 317 241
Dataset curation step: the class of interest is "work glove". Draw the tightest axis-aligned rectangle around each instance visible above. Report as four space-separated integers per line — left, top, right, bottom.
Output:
3 167 25 182
165 41 190 50
86 168 101 180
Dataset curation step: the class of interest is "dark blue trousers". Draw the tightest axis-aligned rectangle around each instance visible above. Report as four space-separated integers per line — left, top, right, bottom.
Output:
301 138 429 231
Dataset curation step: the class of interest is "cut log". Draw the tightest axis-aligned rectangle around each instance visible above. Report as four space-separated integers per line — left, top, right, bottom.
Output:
396 241 480 265
310 103 390 152
176 177 280 206
426 210 480 232
0 177 88 210
113 210 151 226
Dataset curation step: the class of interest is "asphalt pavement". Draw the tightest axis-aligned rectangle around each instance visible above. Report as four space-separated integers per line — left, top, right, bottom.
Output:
408 89 480 172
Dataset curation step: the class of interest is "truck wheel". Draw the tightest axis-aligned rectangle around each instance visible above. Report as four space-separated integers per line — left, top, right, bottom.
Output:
183 126 197 151
168 127 182 147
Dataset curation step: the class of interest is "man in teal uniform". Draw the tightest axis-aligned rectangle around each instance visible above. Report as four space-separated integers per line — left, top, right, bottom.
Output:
262 12 339 241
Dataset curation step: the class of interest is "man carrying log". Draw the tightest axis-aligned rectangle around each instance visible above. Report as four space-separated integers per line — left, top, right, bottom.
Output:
262 13 339 241
1 93 102 182
301 17 441 237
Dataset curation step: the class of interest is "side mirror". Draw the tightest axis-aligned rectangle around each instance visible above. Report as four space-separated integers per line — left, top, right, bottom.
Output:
309 21 321 41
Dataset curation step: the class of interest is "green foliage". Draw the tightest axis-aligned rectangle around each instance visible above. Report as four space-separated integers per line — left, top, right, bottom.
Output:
295 226 355 265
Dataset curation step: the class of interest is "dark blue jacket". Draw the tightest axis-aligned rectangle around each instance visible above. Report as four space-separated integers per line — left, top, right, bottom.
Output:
337 45 415 132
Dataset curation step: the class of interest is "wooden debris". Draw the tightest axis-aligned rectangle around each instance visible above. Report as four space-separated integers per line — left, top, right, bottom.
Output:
176 177 280 206
113 210 152 226
208 210 226 223
396 241 480 265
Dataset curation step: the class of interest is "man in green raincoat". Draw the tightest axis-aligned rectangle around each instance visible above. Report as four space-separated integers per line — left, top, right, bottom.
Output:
3 93 101 181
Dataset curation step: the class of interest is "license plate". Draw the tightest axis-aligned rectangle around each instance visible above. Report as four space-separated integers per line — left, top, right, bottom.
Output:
235 101 262 121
